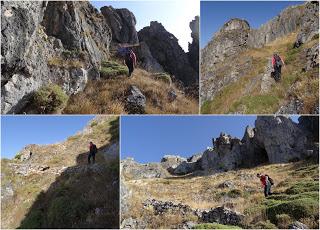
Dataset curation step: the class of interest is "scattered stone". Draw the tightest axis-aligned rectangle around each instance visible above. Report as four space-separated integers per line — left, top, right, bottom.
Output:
121 217 146 229
288 221 309 229
218 181 235 189
168 89 177 102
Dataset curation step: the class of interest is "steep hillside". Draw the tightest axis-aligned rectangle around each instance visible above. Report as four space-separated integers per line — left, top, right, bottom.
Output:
1 116 119 228
1 1 199 114
201 2 319 114
121 116 319 229
63 67 198 114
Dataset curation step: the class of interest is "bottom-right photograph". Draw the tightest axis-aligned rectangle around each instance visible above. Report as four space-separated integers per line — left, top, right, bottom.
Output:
120 115 319 229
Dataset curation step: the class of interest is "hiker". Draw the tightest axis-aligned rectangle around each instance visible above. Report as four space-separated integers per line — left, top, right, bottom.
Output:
88 141 98 164
271 52 285 82
257 173 273 197
124 48 137 77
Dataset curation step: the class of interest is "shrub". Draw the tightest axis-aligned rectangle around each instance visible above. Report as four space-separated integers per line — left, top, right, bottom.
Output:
100 61 128 78
31 84 68 114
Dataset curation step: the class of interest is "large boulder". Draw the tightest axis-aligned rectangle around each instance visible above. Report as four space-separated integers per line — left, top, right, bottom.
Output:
125 85 146 114
101 6 138 45
138 21 198 87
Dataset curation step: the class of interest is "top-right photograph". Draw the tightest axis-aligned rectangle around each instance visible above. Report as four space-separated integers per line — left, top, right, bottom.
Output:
200 1 319 114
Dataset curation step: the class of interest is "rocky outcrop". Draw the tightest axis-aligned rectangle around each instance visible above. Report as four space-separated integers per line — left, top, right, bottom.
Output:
188 16 199 73
201 207 244 226
121 158 169 180
1 1 112 114
138 21 198 87
101 6 138 45
294 1 319 47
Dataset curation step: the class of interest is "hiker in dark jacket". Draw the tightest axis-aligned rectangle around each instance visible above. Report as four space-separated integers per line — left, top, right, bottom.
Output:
257 173 273 197
124 48 137 77
88 141 97 164
271 53 285 81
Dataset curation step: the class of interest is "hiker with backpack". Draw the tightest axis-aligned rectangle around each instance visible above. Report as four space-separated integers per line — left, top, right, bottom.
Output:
257 173 274 197
88 141 98 164
271 52 285 82
123 48 137 77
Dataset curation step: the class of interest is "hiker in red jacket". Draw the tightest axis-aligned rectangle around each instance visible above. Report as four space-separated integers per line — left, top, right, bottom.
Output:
124 48 137 77
271 53 285 82
257 173 272 197
88 141 97 164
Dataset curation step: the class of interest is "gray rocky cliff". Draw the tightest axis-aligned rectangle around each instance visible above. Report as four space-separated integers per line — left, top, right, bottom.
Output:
1 1 112 114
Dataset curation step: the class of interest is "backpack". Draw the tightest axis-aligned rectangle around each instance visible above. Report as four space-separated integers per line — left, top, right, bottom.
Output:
274 54 282 67
92 144 98 154
266 175 274 185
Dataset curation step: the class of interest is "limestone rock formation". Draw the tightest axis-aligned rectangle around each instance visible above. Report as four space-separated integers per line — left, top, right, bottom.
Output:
121 158 169 180
101 6 138 45
1 1 112 114
188 16 199 73
138 21 198 87
201 207 245 226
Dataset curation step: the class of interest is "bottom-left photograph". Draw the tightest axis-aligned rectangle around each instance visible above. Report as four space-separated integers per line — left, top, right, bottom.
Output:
1 115 119 229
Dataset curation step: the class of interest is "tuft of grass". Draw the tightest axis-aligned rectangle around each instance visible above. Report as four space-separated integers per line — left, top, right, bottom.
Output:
100 61 128 78
31 84 68 114
193 223 241 229
276 213 292 229
253 220 277 229
48 57 83 69
151 73 172 85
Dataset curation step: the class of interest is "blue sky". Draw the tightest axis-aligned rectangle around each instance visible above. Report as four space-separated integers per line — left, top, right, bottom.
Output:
201 1 303 48
1 116 94 159
90 0 199 51
121 115 300 163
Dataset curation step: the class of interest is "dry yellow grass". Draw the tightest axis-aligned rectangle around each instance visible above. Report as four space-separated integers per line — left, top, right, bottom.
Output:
64 69 198 114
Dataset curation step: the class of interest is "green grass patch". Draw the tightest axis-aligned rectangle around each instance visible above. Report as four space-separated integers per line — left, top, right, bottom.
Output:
151 73 172 85
285 181 319 195
253 220 277 229
193 223 241 229
228 189 243 198
100 61 128 78
229 94 279 114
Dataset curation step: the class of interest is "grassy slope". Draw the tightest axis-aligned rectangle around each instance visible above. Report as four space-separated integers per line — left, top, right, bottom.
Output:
1 116 119 229
201 33 319 114
123 160 319 229
63 61 198 114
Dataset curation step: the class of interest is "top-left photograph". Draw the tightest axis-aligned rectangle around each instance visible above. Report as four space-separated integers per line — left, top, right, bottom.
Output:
1 0 199 114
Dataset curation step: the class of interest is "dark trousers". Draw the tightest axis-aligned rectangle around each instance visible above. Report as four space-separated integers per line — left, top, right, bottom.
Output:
264 183 271 197
88 152 95 164
125 60 134 77
274 66 282 82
